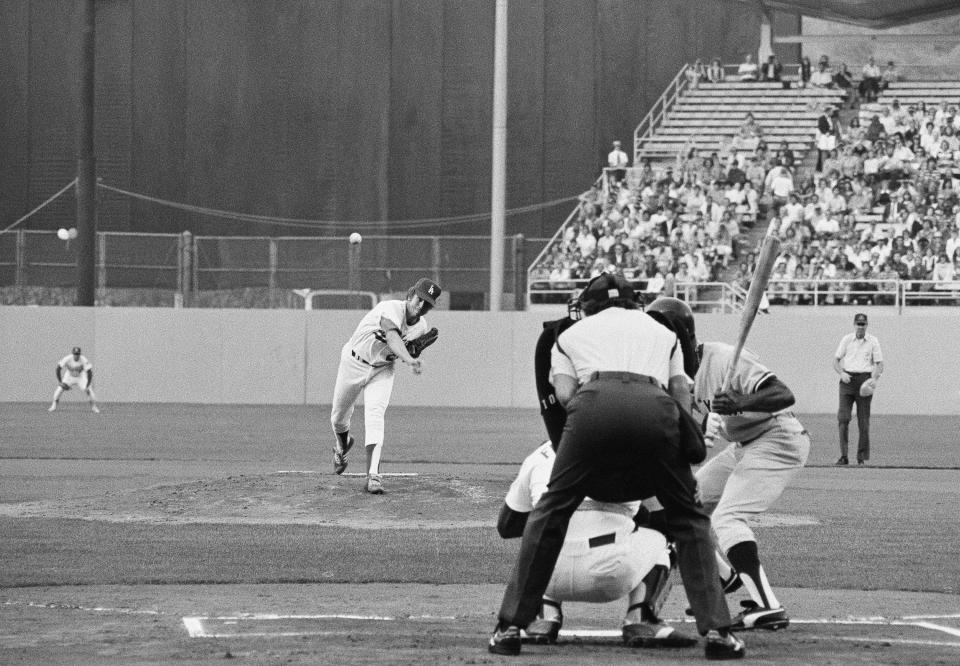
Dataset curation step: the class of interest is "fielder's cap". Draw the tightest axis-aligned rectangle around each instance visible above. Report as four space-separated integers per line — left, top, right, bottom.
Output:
413 277 441 305
854 313 868 325
72 346 81 354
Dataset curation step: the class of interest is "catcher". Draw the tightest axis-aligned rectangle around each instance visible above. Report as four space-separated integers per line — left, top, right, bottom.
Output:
329 277 440 494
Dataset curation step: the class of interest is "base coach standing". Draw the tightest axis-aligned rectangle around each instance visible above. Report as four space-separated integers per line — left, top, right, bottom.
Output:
833 313 883 465
488 274 743 660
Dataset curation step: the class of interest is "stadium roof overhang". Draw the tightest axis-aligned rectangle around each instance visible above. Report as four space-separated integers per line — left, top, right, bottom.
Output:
743 0 960 29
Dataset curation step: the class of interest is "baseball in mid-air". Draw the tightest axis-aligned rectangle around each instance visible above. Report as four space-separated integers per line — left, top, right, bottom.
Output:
349 232 362 244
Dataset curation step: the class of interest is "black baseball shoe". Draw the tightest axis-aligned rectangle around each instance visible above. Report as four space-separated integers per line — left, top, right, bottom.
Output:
704 629 745 660
333 435 354 475
835 456 848 465
488 623 521 655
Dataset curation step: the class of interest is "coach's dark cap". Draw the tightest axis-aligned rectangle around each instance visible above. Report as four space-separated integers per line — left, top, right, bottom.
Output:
72 346 81 354
413 277 441 305
854 313 868 325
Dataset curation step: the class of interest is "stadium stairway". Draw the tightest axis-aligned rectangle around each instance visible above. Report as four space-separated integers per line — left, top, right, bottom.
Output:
635 80 846 171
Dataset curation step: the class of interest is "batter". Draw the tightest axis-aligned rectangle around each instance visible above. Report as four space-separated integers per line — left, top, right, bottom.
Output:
648 297 810 632
329 277 440 494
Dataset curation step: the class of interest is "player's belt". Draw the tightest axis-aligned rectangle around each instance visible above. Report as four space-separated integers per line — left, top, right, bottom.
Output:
351 350 389 368
587 532 616 548
588 371 659 387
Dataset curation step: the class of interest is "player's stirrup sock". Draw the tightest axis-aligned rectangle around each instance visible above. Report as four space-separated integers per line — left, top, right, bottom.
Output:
716 550 743 593
335 431 350 450
727 541 780 609
539 597 562 621
366 443 382 475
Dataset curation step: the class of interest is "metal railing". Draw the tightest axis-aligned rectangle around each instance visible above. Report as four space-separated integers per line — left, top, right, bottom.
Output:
527 277 742 313
633 65 691 163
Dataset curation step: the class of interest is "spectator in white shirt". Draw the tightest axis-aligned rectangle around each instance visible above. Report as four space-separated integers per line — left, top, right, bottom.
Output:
737 54 759 82
607 141 629 186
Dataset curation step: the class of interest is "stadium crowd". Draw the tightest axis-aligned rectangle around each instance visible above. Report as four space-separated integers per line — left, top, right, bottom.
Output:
533 56 960 306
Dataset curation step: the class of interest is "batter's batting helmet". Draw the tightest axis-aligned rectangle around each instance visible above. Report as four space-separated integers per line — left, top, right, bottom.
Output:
646 296 699 376
577 273 639 317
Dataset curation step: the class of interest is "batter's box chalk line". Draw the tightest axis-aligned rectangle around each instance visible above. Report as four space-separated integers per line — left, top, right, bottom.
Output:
183 612 960 646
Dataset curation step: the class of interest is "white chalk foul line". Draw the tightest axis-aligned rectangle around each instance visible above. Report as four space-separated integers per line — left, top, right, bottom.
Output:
182 613 456 638
276 471 419 476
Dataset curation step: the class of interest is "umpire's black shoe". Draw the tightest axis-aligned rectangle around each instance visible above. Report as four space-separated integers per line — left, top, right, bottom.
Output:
488 623 521 655
835 456 848 465
704 629 745 660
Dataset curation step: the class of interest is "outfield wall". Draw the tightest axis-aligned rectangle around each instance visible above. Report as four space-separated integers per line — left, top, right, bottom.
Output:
2 306 958 414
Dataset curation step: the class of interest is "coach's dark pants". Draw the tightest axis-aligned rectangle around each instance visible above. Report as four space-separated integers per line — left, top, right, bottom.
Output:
497 374 731 636
838 372 872 461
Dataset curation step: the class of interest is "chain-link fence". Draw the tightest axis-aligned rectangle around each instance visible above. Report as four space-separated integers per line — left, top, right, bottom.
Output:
0 230 549 309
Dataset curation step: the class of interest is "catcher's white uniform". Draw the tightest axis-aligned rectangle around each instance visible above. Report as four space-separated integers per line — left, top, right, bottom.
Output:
330 299 429 472
506 442 667 603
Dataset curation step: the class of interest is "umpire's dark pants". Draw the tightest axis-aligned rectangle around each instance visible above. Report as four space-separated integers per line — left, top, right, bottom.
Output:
838 372 872 461
497 374 732 635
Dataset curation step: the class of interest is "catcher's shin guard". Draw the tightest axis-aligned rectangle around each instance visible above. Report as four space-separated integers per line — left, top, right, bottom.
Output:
639 562 674 622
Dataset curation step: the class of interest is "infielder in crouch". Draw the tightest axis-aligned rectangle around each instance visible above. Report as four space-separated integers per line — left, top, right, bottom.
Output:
499 440 697 649
489 274 743 660
648 297 809 631
330 278 440 494
49 347 100 413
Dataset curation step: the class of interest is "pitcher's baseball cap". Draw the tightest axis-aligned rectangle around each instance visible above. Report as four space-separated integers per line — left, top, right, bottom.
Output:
854 313 868 325
413 278 441 306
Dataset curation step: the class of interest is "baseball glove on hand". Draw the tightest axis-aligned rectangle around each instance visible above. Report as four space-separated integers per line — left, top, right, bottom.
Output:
859 378 877 397
406 327 439 358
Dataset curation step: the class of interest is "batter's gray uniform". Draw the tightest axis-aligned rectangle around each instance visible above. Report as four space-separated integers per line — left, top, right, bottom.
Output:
693 342 809 625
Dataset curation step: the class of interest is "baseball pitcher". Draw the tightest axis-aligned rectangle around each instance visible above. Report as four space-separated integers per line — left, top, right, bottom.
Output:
329 277 440 494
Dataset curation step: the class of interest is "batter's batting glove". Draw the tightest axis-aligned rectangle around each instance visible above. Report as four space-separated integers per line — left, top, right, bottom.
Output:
405 327 439 358
711 390 744 415
58 382 70 390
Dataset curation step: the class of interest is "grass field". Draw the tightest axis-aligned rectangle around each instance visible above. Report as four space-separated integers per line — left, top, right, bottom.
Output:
2 403 959 664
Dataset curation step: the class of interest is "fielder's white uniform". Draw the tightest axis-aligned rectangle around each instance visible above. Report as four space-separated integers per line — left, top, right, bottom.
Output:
58 353 92 390
693 342 810 553
330 299 429 456
506 442 669 603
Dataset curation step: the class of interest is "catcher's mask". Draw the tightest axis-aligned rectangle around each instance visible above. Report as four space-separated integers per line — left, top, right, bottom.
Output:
577 273 639 317
646 296 699 376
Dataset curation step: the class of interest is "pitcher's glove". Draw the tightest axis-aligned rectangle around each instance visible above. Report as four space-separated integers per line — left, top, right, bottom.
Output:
406 327 439 358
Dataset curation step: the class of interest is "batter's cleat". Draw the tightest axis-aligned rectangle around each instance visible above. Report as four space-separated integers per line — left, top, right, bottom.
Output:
365 473 384 494
622 621 697 648
835 456 849 465
525 615 562 644
730 600 790 631
488 623 522 655
48 403 57 412
333 435 354 475
704 629 745 660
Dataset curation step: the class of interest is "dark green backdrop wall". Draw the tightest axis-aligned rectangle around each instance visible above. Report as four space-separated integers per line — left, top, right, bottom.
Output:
0 0 762 239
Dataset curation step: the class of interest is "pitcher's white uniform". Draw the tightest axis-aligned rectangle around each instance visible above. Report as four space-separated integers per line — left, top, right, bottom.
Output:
693 342 810 553
506 442 668 603
58 353 92 390
330 299 429 456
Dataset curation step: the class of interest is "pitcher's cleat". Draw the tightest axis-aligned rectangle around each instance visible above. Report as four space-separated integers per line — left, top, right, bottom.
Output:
333 435 354 475
365 473 384 494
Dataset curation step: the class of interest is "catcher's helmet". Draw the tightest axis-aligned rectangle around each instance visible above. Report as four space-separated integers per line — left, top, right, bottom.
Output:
577 273 638 317
646 296 699 376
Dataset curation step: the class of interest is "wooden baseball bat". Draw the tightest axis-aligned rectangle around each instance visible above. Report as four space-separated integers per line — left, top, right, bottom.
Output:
720 233 781 393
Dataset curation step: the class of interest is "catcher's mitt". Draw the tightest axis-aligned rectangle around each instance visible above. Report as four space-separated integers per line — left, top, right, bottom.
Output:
406 327 438 358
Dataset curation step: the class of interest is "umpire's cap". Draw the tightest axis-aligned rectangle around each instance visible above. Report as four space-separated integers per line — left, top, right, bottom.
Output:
72 346 81 355
413 277 441 306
